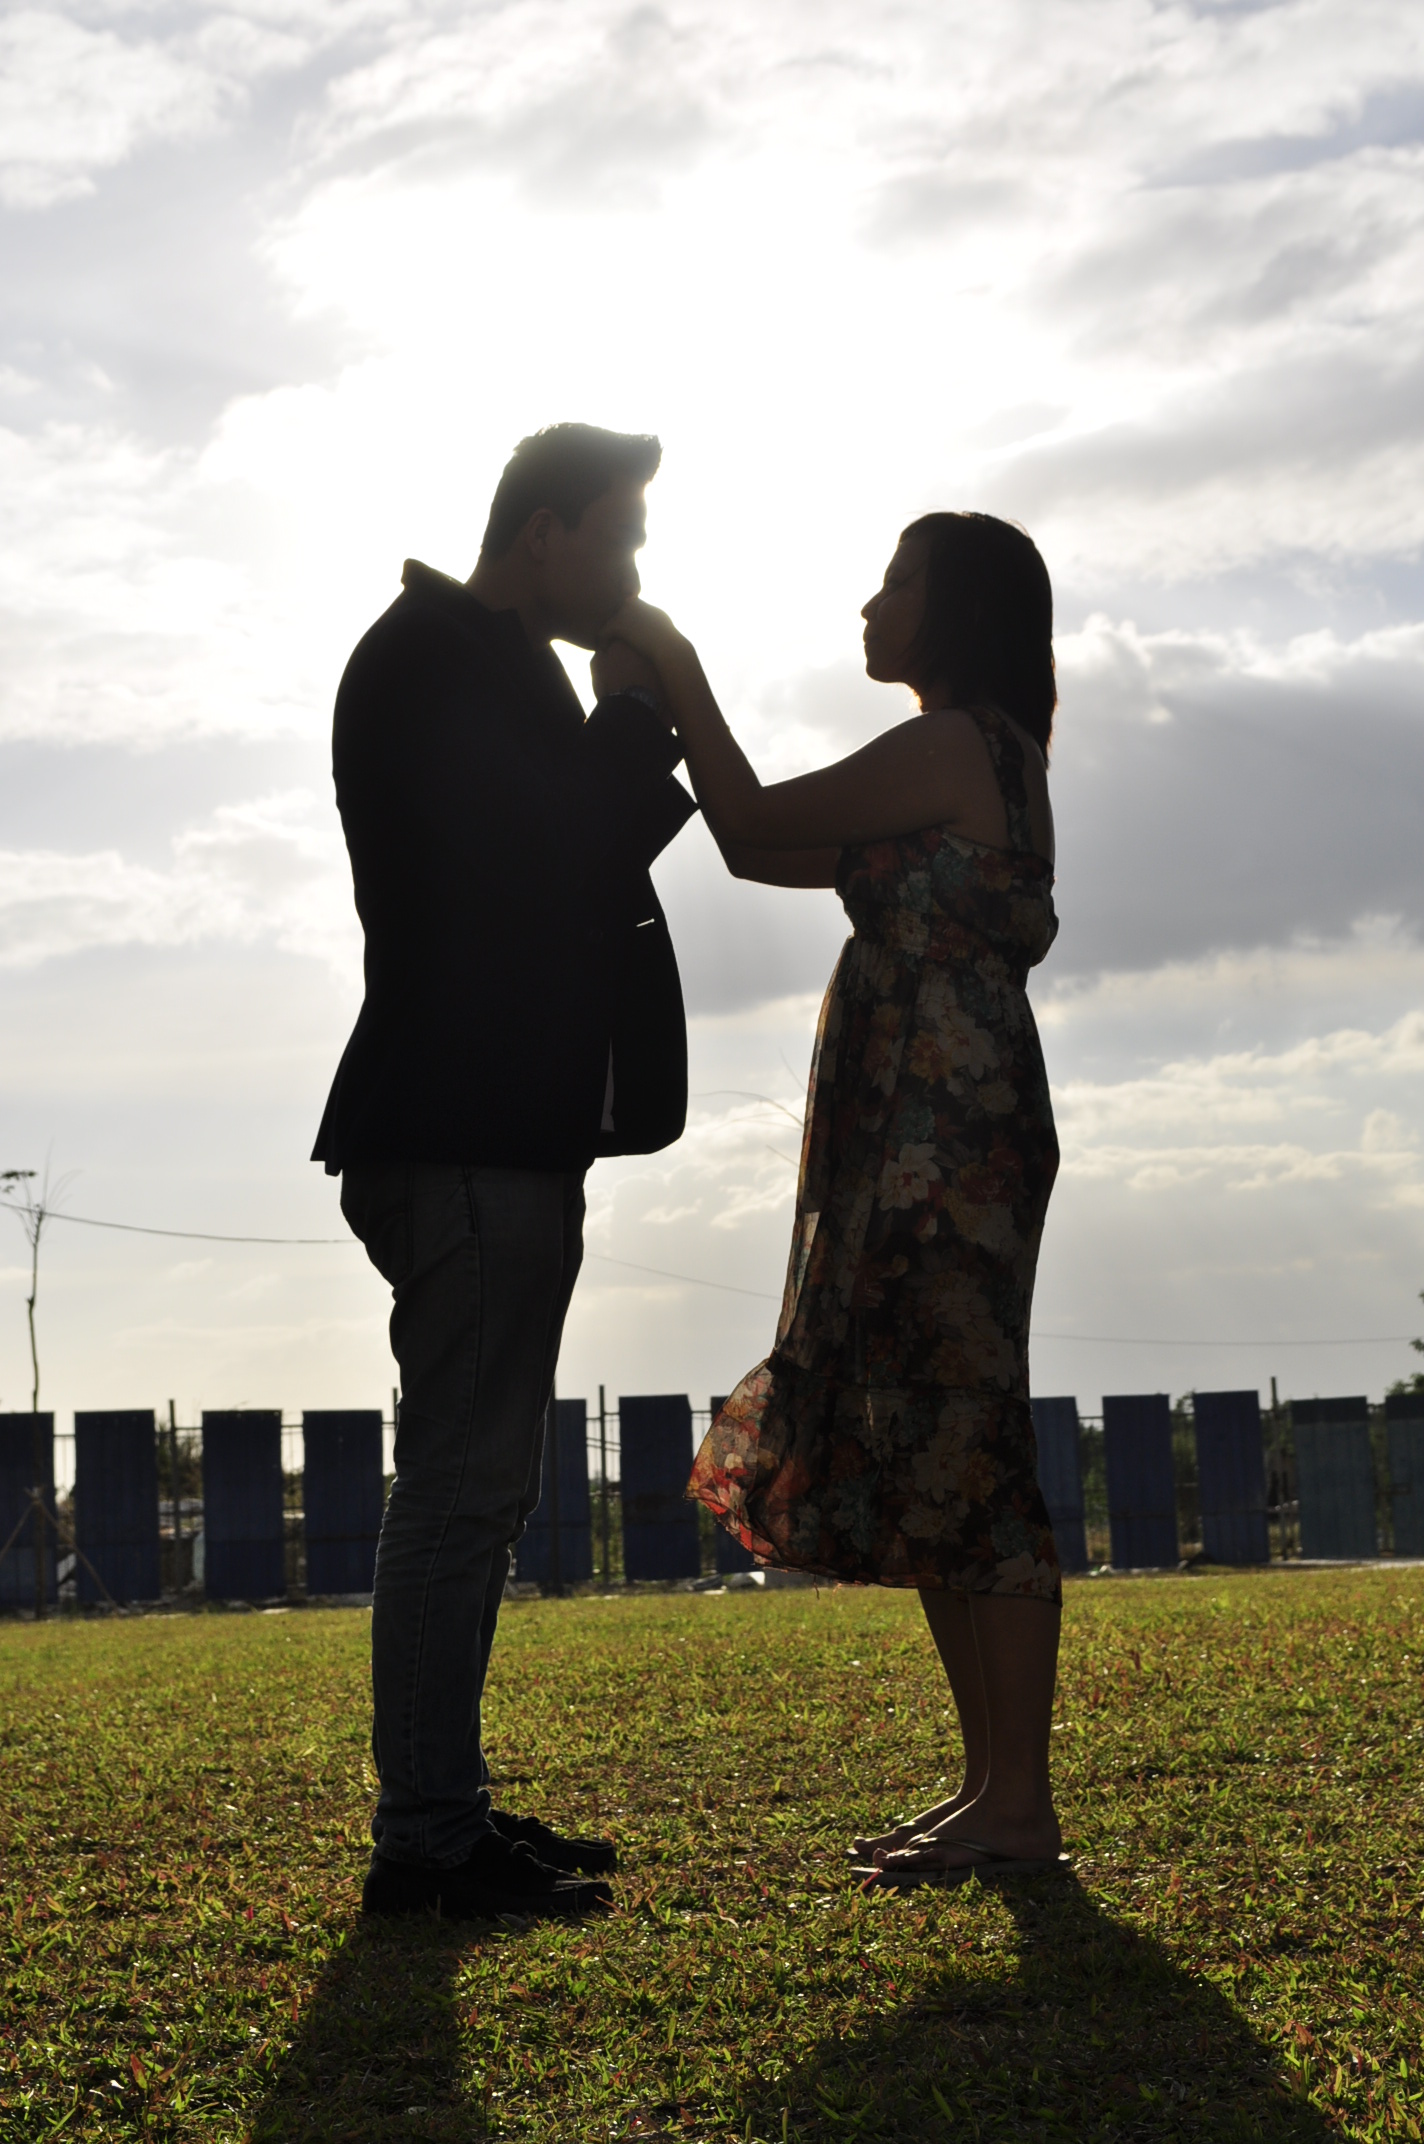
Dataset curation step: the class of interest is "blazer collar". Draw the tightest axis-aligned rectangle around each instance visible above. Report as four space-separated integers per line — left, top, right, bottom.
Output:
400 559 585 739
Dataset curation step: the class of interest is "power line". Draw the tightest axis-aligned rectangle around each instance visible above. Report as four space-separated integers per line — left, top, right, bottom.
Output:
1033 1331 1411 1348
586 1253 778 1301
12 1207 1416 1342
42 1210 350 1246
28 1207 782 1298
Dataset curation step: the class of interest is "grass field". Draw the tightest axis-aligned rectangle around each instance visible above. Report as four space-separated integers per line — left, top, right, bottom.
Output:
1 1569 1422 2143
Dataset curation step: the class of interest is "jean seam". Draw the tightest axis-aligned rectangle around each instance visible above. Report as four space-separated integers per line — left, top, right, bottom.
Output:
401 1166 485 1862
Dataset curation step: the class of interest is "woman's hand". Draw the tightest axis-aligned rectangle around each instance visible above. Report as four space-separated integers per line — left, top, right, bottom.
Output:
597 597 691 671
589 637 667 709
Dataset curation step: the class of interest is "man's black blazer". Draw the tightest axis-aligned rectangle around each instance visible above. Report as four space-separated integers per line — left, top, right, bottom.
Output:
312 562 698 1174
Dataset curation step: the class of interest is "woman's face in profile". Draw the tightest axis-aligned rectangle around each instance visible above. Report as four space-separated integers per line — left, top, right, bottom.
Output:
861 537 928 688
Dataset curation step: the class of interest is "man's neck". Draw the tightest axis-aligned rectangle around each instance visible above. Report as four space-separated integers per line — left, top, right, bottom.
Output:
465 554 550 649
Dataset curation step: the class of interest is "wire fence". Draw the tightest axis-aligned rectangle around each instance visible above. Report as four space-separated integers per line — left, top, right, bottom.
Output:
37 1392 715 1599
572 1391 716 1586
1076 1405 1310 1566
20 1388 1415 1611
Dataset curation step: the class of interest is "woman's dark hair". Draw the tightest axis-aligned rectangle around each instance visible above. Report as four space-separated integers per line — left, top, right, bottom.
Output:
481 423 662 557
901 511 1056 756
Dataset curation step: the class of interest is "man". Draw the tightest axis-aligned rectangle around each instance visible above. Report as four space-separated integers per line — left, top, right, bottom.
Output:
314 424 696 1919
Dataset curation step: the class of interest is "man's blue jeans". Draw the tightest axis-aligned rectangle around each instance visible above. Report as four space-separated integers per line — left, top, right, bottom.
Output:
340 1161 585 1867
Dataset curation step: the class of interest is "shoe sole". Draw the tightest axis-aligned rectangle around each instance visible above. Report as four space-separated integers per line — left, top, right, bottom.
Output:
363 1879 612 1921
540 1848 618 1876
440 1889 611 1921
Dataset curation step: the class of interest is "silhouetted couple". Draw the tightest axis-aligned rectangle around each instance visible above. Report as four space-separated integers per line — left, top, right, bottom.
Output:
316 423 1067 1921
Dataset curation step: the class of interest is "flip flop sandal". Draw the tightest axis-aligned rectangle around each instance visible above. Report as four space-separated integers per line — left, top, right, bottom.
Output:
957 1842 1073 1885
852 1841 1072 1892
850 1859 977 1892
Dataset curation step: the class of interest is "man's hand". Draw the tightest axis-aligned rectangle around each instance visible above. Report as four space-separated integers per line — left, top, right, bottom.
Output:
591 637 666 712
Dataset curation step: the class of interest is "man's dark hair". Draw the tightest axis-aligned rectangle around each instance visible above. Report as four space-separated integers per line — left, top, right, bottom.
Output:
901 511 1057 756
480 423 662 558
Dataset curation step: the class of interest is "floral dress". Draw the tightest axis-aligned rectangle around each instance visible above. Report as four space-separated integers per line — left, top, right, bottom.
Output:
688 707 1062 1601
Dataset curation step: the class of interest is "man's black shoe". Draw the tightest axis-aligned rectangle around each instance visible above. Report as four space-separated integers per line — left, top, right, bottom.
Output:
489 1808 618 1875
362 1833 612 1920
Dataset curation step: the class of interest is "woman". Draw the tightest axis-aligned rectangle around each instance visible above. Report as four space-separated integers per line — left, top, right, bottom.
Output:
603 511 1065 1886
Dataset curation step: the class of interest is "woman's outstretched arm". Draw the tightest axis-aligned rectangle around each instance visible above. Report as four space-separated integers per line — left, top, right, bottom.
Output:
715 834 843 886
600 600 998 854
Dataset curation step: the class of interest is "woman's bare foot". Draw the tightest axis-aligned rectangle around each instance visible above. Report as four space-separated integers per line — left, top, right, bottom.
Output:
850 1784 982 1862
872 1802 1062 1872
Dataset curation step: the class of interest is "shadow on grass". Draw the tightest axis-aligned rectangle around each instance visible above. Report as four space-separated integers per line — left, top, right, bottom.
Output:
249 1912 483 2144
754 1875 1333 2144
249 1877 1335 2144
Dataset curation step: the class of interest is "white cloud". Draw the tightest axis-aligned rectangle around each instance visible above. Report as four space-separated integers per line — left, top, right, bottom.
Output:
1050 1007 1424 1204
0 4 374 213
6 0 1424 745
306 2 724 204
1014 931 1424 1380
0 791 358 974
993 347 1424 581
1062 1137 1419 1195
0 11 224 209
1040 614 1424 972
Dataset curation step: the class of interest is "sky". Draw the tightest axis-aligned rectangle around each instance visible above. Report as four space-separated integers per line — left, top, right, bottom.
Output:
2 0 1424 1443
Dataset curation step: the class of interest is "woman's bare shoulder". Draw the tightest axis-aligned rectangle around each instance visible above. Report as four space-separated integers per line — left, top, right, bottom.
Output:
854 704 990 775
913 703 1055 863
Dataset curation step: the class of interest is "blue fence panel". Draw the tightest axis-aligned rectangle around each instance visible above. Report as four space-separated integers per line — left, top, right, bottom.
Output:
202 1410 286 1600
1193 1390 1269 1566
1292 1398 1376 1561
0 1413 55 1606
302 1411 384 1595
520 1398 593 1589
1102 1394 1178 1569
708 1394 758 1573
620 1394 700 1580
74 1411 161 1601
1030 1397 1088 1573
1386 1393 1424 1558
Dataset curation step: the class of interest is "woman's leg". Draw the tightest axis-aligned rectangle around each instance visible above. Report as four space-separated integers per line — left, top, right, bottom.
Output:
875 1594 1062 1869
853 1590 989 1856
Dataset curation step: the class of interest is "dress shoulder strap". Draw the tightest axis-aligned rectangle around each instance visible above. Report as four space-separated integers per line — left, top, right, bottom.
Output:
967 704 1036 854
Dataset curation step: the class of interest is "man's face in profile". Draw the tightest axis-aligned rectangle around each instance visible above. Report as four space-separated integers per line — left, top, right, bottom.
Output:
541 475 648 649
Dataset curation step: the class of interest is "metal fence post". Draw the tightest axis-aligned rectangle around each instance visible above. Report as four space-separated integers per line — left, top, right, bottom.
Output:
547 1392 564 1596
169 1400 182 1566
31 1408 44 1621
598 1383 609 1586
